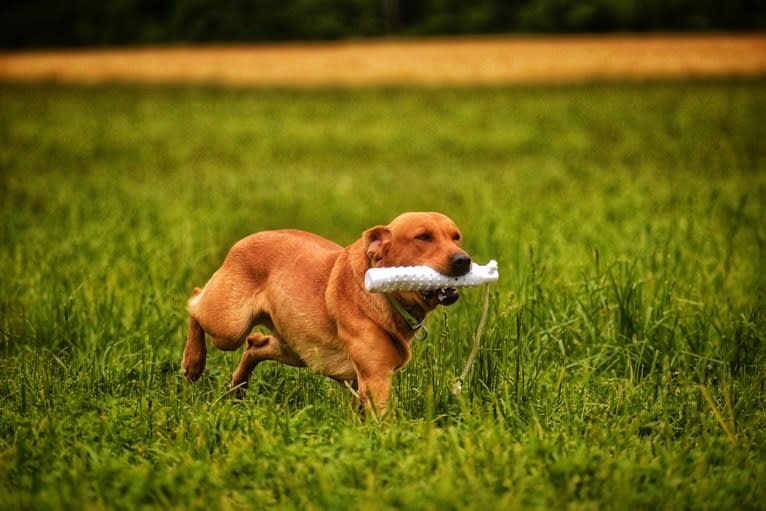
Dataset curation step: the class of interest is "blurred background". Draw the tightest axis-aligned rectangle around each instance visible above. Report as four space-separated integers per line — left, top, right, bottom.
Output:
2 0 765 49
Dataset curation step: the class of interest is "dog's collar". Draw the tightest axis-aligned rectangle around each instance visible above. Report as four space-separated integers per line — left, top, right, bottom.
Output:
369 257 428 340
385 293 428 341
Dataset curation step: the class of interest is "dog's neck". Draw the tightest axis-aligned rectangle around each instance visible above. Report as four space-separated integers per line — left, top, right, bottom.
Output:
365 257 431 339
385 292 427 335
343 241 430 341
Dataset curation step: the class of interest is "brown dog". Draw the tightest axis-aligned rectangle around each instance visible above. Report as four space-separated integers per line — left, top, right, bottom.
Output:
182 212 470 414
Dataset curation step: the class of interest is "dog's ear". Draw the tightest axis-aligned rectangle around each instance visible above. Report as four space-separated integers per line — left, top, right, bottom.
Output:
364 226 392 264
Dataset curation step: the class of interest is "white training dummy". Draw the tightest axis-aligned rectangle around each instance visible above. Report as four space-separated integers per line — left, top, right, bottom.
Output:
364 260 499 293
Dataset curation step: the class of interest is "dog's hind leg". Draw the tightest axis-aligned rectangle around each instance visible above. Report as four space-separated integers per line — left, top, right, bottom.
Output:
182 277 254 382
182 314 207 381
231 332 305 397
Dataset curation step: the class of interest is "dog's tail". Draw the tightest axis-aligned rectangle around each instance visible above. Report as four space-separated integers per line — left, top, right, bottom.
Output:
186 286 204 314
182 288 207 382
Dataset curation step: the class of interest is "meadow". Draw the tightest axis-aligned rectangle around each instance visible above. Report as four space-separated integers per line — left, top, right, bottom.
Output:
1 79 765 510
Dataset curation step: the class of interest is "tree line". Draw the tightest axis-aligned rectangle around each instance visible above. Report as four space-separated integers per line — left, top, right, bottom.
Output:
2 0 764 49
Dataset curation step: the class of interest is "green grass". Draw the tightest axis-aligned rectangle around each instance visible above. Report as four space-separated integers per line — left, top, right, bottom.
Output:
1 80 765 510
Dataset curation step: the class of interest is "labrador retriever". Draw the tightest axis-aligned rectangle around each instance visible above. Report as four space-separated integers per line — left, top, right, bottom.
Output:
182 211 470 414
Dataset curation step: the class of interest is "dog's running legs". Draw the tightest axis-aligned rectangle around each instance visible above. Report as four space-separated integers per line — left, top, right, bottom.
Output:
355 371 393 418
182 314 207 381
231 332 305 398
182 287 207 381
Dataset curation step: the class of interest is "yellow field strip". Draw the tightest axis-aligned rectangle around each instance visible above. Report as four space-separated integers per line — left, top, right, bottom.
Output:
1 34 764 86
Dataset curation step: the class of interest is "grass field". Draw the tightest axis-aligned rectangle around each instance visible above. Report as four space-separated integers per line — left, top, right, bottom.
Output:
1 79 765 510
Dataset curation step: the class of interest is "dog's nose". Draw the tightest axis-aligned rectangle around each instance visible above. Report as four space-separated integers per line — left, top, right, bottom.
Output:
450 253 472 276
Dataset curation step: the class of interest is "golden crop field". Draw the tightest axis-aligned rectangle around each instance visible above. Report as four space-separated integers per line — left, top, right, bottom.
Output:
1 34 764 86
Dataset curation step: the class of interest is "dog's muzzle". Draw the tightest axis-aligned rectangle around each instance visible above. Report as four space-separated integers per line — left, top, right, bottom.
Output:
420 252 471 305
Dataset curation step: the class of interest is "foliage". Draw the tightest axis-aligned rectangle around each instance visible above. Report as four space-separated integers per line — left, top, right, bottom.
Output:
2 0 765 48
1 80 765 509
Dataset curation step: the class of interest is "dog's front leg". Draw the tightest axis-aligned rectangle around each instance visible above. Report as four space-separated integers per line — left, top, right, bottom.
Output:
340 321 405 417
356 371 393 417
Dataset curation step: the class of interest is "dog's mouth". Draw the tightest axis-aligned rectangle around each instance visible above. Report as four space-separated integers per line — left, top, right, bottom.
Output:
419 287 460 306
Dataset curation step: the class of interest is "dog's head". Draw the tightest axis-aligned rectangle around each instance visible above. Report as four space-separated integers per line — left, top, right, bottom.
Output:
364 212 471 307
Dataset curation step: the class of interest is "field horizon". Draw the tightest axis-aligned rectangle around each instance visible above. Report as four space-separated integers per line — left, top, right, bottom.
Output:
1 34 765 87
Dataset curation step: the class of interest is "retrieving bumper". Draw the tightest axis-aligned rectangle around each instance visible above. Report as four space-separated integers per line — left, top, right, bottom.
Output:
364 260 499 293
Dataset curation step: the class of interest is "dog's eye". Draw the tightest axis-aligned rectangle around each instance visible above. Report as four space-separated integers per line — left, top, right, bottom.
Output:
415 232 433 242
453 233 461 242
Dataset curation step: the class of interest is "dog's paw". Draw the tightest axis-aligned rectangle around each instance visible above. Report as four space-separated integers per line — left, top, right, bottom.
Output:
181 358 205 382
230 375 249 399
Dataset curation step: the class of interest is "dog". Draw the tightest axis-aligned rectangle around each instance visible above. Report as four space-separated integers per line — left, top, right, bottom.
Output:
182 211 471 414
